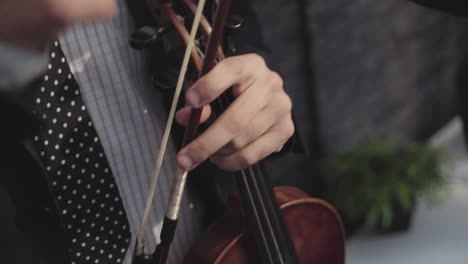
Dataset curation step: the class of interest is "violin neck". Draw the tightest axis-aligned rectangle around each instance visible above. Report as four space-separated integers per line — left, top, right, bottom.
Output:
215 93 297 263
207 6 297 261
234 163 298 264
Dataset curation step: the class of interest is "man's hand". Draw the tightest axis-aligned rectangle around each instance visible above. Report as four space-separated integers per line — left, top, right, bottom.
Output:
0 0 116 50
175 54 294 172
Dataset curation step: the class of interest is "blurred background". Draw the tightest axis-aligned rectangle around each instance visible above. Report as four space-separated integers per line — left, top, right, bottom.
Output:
253 0 468 263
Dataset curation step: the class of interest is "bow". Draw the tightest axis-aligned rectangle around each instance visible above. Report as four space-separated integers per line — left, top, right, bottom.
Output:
129 0 233 263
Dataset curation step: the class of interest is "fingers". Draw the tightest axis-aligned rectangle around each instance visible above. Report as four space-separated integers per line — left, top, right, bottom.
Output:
210 120 295 171
217 92 291 156
177 81 270 170
175 105 212 127
72 0 117 21
0 0 117 49
46 0 117 24
185 54 267 107
215 113 271 156
175 53 292 172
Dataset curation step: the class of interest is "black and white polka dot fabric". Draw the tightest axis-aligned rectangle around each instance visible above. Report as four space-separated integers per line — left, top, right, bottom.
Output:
31 41 131 263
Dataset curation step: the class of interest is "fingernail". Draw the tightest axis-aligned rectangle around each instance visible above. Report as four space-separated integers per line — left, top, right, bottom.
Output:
178 154 193 170
186 91 199 107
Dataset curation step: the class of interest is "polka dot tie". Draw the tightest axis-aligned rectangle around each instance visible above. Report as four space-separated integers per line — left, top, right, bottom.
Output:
30 41 131 263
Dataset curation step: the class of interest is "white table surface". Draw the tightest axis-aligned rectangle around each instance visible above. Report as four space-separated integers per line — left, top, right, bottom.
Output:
346 182 468 264
346 118 468 264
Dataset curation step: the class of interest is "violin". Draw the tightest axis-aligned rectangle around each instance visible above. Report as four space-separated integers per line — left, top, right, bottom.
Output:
128 0 346 263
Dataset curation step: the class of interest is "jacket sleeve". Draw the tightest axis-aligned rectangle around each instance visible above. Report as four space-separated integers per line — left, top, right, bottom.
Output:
229 0 279 72
411 0 468 16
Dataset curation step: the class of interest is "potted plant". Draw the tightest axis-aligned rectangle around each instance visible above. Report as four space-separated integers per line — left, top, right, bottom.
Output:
320 139 447 235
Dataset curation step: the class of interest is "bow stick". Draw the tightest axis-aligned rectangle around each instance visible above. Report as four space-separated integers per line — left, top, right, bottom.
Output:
131 0 232 263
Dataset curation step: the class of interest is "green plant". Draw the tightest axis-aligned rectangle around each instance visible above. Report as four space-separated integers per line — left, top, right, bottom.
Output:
320 139 447 232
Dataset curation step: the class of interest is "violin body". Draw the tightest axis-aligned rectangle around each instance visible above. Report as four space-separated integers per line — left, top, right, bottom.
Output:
184 186 346 264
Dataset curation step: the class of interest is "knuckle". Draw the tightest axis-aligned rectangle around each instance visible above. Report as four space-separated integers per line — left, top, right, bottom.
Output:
231 85 244 97
281 93 293 113
284 119 295 138
189 82 214 106
224 113 246 134
248 53 266 68
228 138 246 151
238 153 256 168
219 57 243 77
275 145 284 153
272 91 293 115
188 84 205 100
269 71 284 90
189 141 211 162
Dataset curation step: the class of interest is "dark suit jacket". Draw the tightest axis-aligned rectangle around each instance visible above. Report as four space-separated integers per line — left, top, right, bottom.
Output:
411 0 468 16
0 1 278 263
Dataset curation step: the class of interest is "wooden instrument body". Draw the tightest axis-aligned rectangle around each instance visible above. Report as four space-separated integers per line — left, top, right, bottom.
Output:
184 186 346 264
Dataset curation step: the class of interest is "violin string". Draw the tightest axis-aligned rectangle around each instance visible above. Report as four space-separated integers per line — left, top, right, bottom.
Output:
240 170 276 263
135 0 208 249
216 76 282 263
217 78 280 263
247 166 284 263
